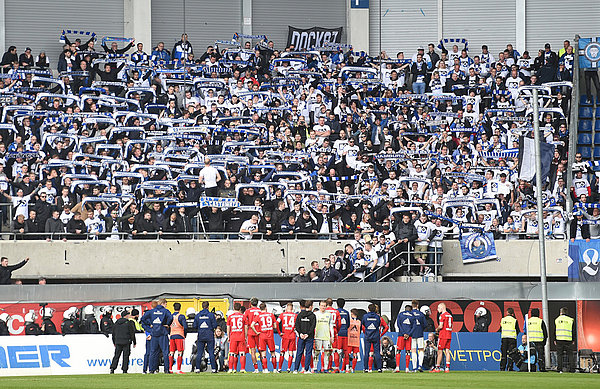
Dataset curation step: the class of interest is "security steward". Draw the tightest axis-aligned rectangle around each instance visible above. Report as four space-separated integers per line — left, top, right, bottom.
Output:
500 307 520 371
554 307 575 373
524 308 548 372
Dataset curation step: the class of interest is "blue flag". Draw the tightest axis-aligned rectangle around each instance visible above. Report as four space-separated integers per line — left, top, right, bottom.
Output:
460 232 497 264
568 240 600 282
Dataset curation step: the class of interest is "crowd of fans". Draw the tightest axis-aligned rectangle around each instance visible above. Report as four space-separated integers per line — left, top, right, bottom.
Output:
0 31 587 248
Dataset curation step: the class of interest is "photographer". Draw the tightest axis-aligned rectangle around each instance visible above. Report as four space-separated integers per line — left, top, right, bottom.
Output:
214 327 228 372
422 332 438 371
380 336 396 370
514 334 537 372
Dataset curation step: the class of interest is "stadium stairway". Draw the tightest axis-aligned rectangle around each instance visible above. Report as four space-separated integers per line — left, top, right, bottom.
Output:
577 95 600 160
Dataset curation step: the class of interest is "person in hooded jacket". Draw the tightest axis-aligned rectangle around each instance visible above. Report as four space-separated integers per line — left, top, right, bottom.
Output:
110 310 137 374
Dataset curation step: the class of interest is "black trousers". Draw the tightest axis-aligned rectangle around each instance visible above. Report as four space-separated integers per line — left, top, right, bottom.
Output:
500 338 517 371
556 340 574 372
204 187 219 197
110 343 131 372
533 342 546 371
585 70 600 99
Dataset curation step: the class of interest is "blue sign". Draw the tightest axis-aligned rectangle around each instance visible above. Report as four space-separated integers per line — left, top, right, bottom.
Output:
232 332 502 371
579 37 600 69
568 239 600 282
350 0 369 9
0 345 71 369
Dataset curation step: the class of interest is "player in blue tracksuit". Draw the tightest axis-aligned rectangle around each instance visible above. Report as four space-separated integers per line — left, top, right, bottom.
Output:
140 303 157 373
361 304 383 372
410 300 426 371
396 305 414 371
337 298 350 371
193 301 217 373
141 299 172 373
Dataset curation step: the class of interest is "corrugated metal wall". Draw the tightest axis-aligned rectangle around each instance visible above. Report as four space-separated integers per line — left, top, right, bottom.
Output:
442 0 516 58
151 0 242 54
526 0 600 53
4 0 124 69
369 0 438 57
252 0 347 50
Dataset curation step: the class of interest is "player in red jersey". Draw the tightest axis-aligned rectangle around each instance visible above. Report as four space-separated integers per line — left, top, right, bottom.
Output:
435 303 453 373
325 298 341 372
226 303 247 373
277 302 297 372
243 297 261 372
251 302 279 373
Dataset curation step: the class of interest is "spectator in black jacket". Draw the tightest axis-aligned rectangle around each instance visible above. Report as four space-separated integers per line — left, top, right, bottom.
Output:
258 211 278 239
570 212 590 242
0 256 29 285
66 212 86 238
320 257 343 282
1 46 18 71
133 211 159 239
19 47 34 68
110 310 136 374
291 266 309 282
25 210 43 238
393 213 418 276
45 210 64 240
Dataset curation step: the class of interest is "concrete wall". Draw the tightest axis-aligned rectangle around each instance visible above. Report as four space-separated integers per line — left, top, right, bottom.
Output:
0 239 568 280
124 0 152 51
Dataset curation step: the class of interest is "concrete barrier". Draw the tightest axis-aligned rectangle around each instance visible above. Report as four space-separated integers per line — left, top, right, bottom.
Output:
0 239 568 280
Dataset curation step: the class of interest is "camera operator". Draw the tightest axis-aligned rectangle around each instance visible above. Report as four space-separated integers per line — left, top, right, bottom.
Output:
380 336 396 370
214 326 228 371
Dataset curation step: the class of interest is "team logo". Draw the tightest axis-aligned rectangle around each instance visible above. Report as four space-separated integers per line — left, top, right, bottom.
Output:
466 233 493 259
584 42 600 63
582 248 600 276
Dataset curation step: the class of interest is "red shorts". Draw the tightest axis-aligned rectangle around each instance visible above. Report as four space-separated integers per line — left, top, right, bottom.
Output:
280 337 296 352
338 336 348 352
331 335 340 349
397 336 412 350
258 335 275 352
229 339 247 354
169 338 184 353
247 334 260 349
438 338 451 350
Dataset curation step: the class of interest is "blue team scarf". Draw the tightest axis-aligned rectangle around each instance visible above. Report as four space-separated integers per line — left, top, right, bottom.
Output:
479 149 519 159
102 36 134 45
59 29 96 44
438 38 469 51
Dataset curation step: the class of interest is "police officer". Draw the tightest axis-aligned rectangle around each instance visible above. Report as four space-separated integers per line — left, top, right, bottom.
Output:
25 311 42 335
41 307 60 335
100 306 114 337
524 308 548 372
0 312 11 335
61 307 79 334
500 307 520 371
141 299 172 374
193 301 217 373
185 307 197 333
554 307 575 373
81 305 100 334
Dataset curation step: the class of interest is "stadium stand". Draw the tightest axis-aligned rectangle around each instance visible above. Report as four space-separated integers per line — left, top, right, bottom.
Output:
0 31 590 281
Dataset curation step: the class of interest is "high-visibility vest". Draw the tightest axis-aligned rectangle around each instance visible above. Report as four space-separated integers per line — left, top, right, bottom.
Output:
129 318 143 332
500 316 517 339
348 318 361 348
527 317 544 342
555 315 574 341
170 313 185 337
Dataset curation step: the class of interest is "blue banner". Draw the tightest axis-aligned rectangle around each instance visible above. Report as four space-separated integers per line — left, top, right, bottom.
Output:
579 37 600 69
568 240 600 282
460 232 498 264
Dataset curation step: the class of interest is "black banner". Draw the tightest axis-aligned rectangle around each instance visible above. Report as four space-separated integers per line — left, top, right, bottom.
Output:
286 26 343 51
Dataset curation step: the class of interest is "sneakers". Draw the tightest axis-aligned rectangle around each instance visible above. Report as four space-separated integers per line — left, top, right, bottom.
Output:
262 370 270 374
293 371 298 374
394 368 400 373
227 370 234 374
304 370 313 374
431 368 440 373
273 370 279 373
109 370 114 374
176 371 185 374
445 368 450 373
252 370 260 374
405 368 410 373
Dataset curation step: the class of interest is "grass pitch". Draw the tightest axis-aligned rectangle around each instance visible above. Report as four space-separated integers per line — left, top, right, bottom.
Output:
2 371 599 389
